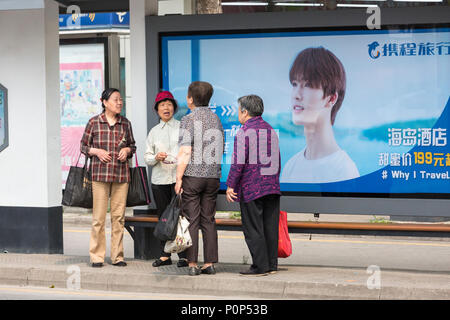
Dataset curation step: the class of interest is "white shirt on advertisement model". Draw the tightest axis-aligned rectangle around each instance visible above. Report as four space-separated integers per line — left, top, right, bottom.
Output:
281 147 360 184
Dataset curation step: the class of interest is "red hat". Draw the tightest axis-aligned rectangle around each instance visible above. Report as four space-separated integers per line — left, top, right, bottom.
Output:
154 91 177 111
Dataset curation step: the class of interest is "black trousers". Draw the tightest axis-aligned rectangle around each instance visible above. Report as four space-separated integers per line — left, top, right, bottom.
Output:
151 183 187 260
240 194 280 273
182 176 220 264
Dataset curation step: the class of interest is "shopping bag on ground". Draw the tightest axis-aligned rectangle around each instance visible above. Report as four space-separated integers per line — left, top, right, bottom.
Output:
153 194 182 241
164 215 192 253
278 210 292 258
126 156 151 207
62 154 93 209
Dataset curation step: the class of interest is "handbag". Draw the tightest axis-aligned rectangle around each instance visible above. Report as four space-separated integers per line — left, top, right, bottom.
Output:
278 210 292 258
164 215 192 253
126 156 151 207
153 194 182 241
62 154 93 209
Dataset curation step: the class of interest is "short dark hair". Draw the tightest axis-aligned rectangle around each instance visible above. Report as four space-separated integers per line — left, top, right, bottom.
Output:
238 95 264 117
100 88 120 111
289 47 346 125
187 81 213 107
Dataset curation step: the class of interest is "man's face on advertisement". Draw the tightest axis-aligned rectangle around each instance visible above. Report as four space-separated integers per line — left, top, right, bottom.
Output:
291 78 331 127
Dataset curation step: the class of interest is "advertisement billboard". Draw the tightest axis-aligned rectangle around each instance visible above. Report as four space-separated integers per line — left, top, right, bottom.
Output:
160 26 450 198
60 40 107 187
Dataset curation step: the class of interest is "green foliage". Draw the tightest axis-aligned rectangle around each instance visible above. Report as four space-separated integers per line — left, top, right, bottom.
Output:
229 211 242 220
369 216 391 224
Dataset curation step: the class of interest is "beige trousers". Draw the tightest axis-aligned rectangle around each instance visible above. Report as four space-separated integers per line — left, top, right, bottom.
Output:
90 181 129 264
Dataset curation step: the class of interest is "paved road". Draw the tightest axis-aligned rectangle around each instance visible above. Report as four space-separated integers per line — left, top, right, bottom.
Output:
63 225 450 273
0 285 257 300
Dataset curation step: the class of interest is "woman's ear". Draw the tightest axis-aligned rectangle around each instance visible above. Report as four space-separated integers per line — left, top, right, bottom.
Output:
186 95 193 106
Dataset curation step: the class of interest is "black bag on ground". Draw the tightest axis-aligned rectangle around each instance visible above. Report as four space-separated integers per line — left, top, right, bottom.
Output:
126 157 151 207
62 154 93 209
153 194 182 241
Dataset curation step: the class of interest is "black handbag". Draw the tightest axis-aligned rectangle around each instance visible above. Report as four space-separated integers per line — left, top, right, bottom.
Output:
126 156 151 207
62 154 93 208
153 194 182 241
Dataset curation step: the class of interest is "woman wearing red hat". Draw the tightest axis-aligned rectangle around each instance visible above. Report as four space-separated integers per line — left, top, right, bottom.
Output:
144 91 188 268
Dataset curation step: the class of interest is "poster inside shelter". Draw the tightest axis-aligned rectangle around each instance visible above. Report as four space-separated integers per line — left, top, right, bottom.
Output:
60 43 105 187
161 26 450 196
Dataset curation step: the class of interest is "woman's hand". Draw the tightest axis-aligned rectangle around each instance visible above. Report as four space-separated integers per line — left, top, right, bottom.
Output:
174 179 183 195
226 187 237 203
93 148 112 163
155 152 168 162
118 147 131 162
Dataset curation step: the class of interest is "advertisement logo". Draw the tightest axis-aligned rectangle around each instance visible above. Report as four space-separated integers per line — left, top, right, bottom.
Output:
368 41 450 59
368 41 380 59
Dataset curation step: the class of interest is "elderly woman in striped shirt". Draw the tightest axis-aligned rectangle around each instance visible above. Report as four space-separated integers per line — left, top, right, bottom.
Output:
81 88 136 268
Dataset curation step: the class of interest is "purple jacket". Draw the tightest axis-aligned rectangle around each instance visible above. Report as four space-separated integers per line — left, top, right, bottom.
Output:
226 116 281 203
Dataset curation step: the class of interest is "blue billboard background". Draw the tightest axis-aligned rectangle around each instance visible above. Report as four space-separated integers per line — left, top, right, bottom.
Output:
161 27 450 195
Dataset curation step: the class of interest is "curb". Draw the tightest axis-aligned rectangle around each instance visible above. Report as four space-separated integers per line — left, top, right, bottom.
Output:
0 265 371 299
1 263 450 300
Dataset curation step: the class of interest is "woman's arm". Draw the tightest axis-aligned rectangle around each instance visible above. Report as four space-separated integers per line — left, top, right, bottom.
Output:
81 118 113 163
144 130 158 166
118 120 136 162
80 120 93 157
226 130 247 191
126 121 136 158
174 145 192 194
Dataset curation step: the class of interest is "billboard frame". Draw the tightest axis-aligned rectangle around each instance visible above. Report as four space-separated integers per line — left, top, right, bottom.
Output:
59 37 110 89
0 83 8 153
146 6 450 216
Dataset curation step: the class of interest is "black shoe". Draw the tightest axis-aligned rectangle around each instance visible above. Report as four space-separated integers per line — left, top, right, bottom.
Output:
152 258 172 267
240 268 268 276
189 266 201 276
112 261 127 267
92 263 103 268
268 267 278 274
177 259 189 268
201 265 216 275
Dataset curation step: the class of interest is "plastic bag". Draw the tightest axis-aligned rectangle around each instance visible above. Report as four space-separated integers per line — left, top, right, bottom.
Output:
153 194 181 241
164 216 192 253
278 210 292 258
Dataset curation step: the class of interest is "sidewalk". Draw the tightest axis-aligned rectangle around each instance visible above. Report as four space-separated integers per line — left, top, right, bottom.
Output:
1 252 450 299
1 209 449 299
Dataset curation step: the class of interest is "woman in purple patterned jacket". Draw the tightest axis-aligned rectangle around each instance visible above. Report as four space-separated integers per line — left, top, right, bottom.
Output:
226 95 281 276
